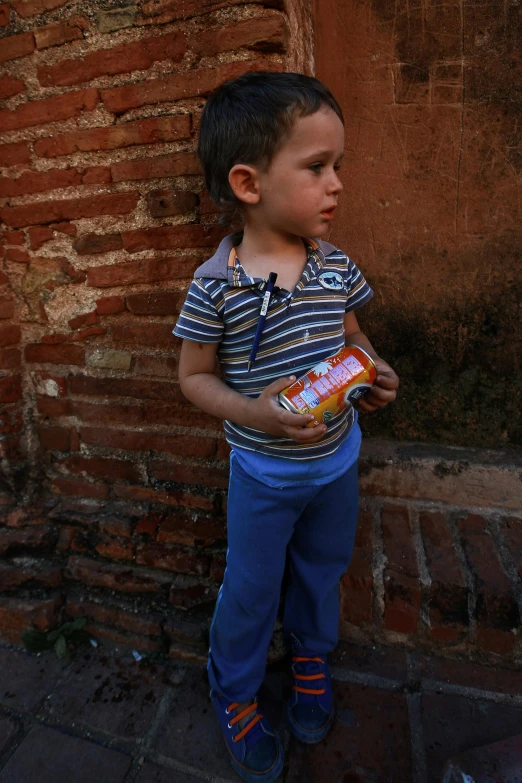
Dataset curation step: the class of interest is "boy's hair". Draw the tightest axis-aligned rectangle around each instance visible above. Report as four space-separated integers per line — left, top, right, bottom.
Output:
197 71 344 226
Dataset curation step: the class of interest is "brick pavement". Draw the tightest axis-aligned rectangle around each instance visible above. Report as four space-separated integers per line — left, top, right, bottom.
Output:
0 639 521 783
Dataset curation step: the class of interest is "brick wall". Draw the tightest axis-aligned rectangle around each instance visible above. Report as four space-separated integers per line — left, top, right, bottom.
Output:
1 0 521 668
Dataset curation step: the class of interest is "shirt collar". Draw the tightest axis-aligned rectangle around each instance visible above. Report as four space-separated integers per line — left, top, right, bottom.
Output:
226 238 324 290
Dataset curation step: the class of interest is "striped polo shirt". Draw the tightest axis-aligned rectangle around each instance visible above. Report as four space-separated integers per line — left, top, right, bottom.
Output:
173 233 373 459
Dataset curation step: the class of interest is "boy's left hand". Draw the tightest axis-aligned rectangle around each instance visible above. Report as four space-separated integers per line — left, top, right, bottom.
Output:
356 358 399 413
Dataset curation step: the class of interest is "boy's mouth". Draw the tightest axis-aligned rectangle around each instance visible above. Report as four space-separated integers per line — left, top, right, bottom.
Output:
320 207 336 219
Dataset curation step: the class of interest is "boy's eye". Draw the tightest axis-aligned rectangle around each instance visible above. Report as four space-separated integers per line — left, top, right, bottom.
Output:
334 164 341 172
309 163 324 173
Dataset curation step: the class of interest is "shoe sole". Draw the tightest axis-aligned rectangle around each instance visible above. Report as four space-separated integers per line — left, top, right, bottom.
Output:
286 703 334 745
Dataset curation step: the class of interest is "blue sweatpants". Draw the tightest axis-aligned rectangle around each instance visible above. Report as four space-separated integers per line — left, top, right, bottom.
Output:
207 454 359 703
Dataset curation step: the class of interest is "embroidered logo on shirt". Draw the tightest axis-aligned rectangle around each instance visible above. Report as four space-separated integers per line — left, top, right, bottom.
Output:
318 271 344 290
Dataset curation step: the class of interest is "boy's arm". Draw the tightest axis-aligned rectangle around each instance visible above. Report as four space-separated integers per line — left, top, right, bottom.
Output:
178 339 328 443
344 311 399 412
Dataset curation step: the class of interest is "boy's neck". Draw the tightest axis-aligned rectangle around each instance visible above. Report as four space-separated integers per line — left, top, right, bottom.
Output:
235 224 308 281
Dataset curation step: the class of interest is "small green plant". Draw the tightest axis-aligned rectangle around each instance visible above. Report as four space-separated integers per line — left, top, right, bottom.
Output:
21 617 93 661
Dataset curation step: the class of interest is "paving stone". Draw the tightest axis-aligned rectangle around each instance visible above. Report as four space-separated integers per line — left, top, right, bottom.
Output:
135 760 210 782
330 640 408 683
44 649 168 739
413 654 522 697
422 693 522 783
0 646 66 712
286 682 412 782
0 724 131 783
0 715 19 753
153 666 237 780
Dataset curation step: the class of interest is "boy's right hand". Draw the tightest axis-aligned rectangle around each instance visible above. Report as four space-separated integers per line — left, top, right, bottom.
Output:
244 376 327 443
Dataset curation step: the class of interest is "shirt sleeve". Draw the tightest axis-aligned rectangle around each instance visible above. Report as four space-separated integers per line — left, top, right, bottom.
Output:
172 279 224 343
345 258 374 312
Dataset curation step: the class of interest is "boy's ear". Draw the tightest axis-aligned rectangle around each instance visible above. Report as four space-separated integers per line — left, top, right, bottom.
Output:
228 164 260 205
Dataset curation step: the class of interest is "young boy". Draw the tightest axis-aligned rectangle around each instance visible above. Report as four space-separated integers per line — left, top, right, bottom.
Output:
174 72 399 783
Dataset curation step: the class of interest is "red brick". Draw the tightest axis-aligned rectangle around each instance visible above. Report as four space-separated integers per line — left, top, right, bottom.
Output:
57 454 140 483
475 627 517 655
67 325 106 342
0 167 82 198
34 115 191 158
3 230 25 246
0 524 57 557
0 191 138 229
189 13 287 57
81 426 216 459
28 226 53 249
38 425 71 450
210 553 226 581
199 188 220 217
0 4 10 25
87 256 197 288
52 477 110 499
146 189 198 219
135 512 165 537
150 460 229 489
111 151 200 182
0 405 22 436
503 519 522 581
34 19 85 50
217 440 232 460
157 514 225 547
0 348 21 369
99 517 134 538
0 74 25 100
52 221 76 236
31 371 67 397
136 541 211 575
457 514 519 631
115 484 216 512
66 596 162 637
0 561 62 591
68 374 185 403
111 322 177 347
81 165 111 185
164 615 206 648
0 298 15 319
25 342 85 365
5 248 30 263
122 223 225 253
0 271 8 284
126 291 185 316
0 31 35 63
95 296 126 315
12 0 69 18
68 311 99 330
0 375 23 403
0 141 31 167
36 396 71 417
38 31 186 87
73 232 123 256
0 88 99 134
0 325 21 348
381 505 418 577
341 509 373 626
65 555 172 593
95 535 135 562
383 570 421 634
0 596 62 644
101 58 278 114
420 511 469 630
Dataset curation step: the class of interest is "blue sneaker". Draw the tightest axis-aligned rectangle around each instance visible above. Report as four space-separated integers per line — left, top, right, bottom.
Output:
211 690 284 782
286 644 334 744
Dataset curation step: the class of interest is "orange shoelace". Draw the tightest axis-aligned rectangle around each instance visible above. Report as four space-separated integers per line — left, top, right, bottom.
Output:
226 700 263 743
292 655 326 695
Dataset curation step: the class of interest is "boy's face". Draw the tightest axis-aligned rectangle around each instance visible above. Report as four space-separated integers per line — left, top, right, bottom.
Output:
255 106 344 240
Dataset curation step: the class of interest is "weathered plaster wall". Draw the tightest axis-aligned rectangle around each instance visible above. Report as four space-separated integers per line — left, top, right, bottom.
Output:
313 0 522 449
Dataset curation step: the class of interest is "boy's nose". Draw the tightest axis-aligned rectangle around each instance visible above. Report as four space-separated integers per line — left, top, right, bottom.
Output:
328 171 343 194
